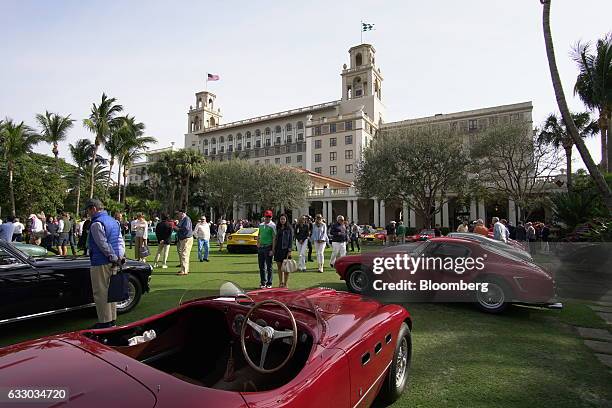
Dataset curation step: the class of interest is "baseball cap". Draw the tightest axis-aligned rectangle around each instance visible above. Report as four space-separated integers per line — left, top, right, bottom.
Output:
84 198 103 210
263 210 273 217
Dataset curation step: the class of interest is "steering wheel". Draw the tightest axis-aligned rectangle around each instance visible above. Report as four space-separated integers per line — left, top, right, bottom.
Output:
240 299 298 374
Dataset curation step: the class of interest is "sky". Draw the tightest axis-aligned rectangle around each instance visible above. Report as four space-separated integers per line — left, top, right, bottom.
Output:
1 0 611 171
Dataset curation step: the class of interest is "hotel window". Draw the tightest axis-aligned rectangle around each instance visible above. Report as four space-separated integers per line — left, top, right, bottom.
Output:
275 146 280 155
345 164 353 173
345 135 353 144
315 153 321 162
286 123 292 131
345 150 353 159
330 123 336 133
314 167 322 174
255 129 260 137
204 139 208 146
220 146 225 153
297 133 304 141
275 158 280 164
330 137 337 147
468 119 478 131
228 134 233 141
285 156 291 163
330 165 337 175
275 125 282 133
314 126 321 136
265 159 270 164
345 120 353 130
246 141 251 149
265 139 271 147
297 154 302 162
315 139 322 149
287 135 292 143
237 144 242 151
228 145 233 152
265 127 271 135
212 148 217 154
330 152 337 161
220 136 224 143
255 140 260 148
276 136 281 144
204 149 208 155
297 121 304 130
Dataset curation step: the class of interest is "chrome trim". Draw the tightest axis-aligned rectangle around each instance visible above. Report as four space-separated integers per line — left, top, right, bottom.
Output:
0 303 95 325
352 361 392 408
547 302 564 309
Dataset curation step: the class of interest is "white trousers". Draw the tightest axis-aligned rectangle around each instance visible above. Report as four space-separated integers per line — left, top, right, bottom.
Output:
314 241 326 271
330 242 346 266
296 239 309 270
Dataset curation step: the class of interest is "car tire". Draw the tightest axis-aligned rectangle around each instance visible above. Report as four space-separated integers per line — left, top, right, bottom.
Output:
116 274 143 314
346 266 368 294
474 277 511 314
378 322 411 404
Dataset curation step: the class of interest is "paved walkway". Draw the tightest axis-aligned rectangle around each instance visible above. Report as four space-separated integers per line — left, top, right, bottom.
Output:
575 289 612 371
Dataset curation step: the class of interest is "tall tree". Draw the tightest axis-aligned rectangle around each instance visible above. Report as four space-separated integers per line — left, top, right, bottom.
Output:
537 112 598 191
35 111 74 163
175 149 206 209
118 128 156 204
69 139 95 217
0 120 43 216
115 116 149 202
83 93 123 199
472 121 563 220
356 126 469 228
572 33 612 172
539 0 612 213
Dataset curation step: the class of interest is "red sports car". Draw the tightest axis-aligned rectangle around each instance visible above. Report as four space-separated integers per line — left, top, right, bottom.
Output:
406 229 437 242
334 237 562 314
0 282 412 407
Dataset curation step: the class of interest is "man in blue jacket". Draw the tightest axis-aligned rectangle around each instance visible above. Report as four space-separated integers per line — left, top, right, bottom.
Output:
86 198 125 329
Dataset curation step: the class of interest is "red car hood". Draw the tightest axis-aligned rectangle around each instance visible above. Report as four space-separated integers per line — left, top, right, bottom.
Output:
0 338 156 407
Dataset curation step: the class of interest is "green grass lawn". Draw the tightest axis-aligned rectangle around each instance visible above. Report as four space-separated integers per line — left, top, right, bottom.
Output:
2 242 611 407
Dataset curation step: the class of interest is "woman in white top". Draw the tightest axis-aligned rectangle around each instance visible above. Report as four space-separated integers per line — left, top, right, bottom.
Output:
217 220 227 252
133 213 149 261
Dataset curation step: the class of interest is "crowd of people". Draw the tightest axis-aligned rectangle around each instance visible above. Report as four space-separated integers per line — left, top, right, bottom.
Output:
460 217 550 253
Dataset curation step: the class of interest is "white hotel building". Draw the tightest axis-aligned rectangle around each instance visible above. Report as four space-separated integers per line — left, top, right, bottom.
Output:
177 43 551 228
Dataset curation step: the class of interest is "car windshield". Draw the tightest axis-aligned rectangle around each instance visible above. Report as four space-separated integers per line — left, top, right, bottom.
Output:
235 228 257 234
179 280 325 342
3 241 31 260
420 229 435 235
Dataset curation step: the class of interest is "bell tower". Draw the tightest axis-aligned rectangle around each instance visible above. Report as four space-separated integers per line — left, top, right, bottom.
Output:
187 90 222 134
340 44 384 126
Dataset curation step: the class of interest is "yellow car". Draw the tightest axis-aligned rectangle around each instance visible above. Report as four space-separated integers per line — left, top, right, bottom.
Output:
226 227 259 253
360 225 387 244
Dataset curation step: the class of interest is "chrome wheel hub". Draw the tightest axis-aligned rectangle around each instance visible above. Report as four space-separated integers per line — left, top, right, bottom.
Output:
477 283 505 309
116 280 136 310
395 337 408 387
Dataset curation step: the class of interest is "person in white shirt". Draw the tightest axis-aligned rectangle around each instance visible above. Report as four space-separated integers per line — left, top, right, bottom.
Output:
217 220 227 252
492 217 508 243
133 214 148 261
12 218 25 242
193 216 211 262
29 214 44 245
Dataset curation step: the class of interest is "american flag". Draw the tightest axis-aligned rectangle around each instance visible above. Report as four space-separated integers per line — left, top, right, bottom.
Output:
207 73 220 81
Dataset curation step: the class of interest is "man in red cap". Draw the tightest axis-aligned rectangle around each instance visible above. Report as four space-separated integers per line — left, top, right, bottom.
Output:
257 210 276 288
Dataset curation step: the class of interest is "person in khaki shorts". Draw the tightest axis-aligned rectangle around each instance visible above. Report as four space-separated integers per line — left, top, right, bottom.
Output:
174 209 194 276
86 198 125 329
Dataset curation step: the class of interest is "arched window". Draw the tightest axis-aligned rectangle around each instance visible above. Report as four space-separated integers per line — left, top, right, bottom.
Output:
255 129 261 137
275 125 282 133
297 121 303 129
246 131 252 139
204 139 208 146
237 132 242 141
219 136 224 143
211 138 217 145
286 123 292 131
197 98 202 108
265 127 271 135
228 134 233 142
356 53 363 66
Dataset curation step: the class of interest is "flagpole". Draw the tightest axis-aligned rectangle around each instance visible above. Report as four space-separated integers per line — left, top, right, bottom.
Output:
360 20 363 44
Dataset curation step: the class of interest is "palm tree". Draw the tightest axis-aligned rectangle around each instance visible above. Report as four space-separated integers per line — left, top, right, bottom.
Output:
572 33 612 172
176 149 206 209
35 111 74 163
539 0 612 213
0 119 43 216
83 93 123 199
69 139 95 217
537 112 599 191
118 130 157 204
114 116 147 201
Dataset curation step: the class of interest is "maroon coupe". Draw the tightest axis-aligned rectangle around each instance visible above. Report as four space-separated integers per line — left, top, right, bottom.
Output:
334 237 562 314
0 282 412 407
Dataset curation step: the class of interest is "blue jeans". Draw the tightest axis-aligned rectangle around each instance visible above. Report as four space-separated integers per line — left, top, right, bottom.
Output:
257 245 273 286
197 238 209 261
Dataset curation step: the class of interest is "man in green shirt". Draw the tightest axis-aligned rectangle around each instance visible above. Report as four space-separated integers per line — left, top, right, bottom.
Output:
257 210 276 288
397 221 406 244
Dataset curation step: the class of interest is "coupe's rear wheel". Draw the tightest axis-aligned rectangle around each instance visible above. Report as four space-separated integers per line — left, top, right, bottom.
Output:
378 322 411 404
346 266 368 294
475 278 510 314
116 274 142 314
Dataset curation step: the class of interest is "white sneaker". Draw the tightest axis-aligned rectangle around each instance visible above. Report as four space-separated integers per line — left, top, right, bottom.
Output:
153 263 158 268
162 264 168 269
